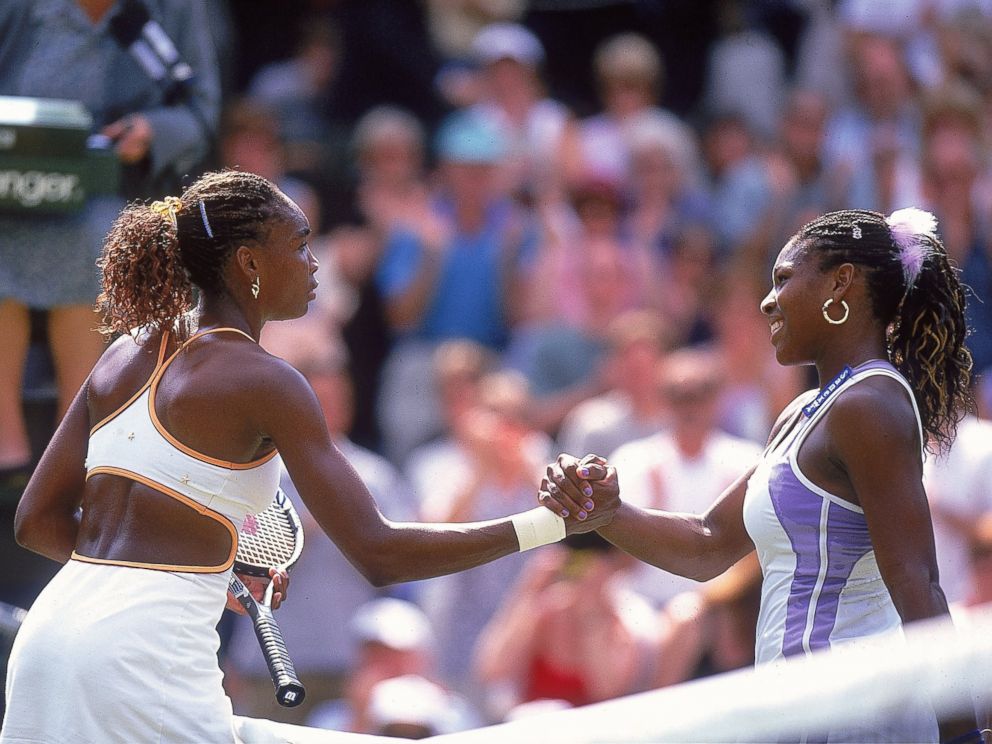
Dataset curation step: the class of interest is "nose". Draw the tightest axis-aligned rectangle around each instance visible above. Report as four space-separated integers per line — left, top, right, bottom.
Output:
308 245 319 271
759 288 777 316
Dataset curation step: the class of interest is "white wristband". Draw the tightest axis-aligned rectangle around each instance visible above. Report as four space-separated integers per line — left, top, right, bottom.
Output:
511 507 567 552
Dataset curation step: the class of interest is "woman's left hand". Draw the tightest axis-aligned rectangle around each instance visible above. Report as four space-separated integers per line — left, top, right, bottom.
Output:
224 568 290 614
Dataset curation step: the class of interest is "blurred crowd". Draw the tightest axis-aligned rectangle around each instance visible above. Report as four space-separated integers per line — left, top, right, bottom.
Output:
4 0 992 737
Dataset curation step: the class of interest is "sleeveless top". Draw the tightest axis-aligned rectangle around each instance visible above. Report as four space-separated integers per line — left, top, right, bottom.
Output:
742 359 923 664
75 328 283 573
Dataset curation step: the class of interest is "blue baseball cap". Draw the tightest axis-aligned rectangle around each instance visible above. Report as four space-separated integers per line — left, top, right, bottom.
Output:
435 110 506 164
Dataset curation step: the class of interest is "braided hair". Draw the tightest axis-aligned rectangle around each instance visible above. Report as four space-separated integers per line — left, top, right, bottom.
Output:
97 170 287 340
795 208 973 453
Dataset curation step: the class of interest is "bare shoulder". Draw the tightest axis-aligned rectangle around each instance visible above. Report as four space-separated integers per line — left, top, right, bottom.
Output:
88 329 163 399
828 375 920 452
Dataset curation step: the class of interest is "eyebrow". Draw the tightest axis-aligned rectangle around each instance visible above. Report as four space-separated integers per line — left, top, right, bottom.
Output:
296 226 311 238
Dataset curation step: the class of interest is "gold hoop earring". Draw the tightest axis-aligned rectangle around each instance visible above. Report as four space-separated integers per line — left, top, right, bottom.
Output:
822 298 849 325
251 276 260 300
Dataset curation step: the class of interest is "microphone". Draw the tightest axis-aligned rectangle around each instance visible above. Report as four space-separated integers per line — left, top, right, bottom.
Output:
109 0 194 104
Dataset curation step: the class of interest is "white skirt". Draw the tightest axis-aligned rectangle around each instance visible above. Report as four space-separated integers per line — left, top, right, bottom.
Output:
2 559 237 744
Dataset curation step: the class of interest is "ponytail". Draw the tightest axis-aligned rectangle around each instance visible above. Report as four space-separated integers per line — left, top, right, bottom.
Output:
96 202 195 340
888 246 973 453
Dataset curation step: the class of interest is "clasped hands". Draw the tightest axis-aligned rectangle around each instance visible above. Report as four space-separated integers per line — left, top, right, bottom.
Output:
538 453 619 534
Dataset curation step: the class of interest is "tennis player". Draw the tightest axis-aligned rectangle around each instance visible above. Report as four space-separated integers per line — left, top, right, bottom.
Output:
2 170 618 744
546 208 978 743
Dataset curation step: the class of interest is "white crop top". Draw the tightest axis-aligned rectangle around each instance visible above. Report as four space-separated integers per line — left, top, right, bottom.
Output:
76 328 282 573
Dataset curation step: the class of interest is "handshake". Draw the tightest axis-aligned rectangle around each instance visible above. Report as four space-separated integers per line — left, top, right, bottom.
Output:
537 453 621 537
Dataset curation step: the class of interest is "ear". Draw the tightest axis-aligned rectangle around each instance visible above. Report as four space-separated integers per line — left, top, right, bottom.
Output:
234 245 258 281
831 262 855 297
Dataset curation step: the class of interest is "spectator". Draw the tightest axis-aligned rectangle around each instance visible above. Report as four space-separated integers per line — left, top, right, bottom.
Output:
247 16 340 176
578 33 696 187
472 533 660 722
607 348 761 608
823 33 923 211
919 83 992 376
924 409 992 607
468 22 582 203
404 340 496 509
623 111 708 260
412 370 551 692
306 598 479 735
702 0 788 142
557 310 672 459
374 109 537 464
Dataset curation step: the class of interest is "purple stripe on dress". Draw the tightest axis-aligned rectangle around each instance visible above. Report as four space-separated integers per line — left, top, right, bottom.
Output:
768 461 824 657
807 502 873 652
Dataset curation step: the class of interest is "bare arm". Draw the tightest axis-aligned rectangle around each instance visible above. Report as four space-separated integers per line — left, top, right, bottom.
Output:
826 384 948 623
258 362 619 586
596 468 756 582
14 381 90 562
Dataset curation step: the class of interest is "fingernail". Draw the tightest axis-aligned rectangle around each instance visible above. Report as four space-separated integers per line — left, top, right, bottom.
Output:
578 467 590 478
582 484 593 498
561 509 569 518
584 500 594 511
577 511 587 520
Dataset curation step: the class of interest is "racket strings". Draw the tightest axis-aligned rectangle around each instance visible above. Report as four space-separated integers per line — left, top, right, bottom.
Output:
237 505 298 571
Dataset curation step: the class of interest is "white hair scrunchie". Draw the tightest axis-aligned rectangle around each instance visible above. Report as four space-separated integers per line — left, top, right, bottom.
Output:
886 207 938 290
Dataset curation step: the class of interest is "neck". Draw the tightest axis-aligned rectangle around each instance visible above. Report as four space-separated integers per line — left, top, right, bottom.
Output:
196 295 259 341
814 336 888 388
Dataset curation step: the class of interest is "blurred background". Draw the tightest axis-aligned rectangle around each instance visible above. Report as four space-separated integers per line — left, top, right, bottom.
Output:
2 0 992 737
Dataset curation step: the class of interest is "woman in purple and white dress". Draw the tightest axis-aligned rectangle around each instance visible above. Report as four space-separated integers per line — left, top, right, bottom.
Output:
544 208 975 742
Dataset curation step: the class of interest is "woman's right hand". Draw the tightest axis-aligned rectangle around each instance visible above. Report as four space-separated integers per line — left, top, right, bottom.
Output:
539 453 619 534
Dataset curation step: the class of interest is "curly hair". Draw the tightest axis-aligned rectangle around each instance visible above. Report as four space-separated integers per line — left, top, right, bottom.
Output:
96 170 287 340
795 209 973 453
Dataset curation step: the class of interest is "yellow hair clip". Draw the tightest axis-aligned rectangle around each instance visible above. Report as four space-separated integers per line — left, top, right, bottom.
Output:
150 195 184 230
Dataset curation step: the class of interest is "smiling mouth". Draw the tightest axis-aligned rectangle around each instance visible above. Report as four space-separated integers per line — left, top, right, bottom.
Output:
770 320 784 336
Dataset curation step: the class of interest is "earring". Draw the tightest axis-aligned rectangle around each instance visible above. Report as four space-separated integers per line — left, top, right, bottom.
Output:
822 298 849 325
251 276 260 300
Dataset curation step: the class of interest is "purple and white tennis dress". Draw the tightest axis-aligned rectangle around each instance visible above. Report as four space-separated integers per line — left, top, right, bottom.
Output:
742 359 937 742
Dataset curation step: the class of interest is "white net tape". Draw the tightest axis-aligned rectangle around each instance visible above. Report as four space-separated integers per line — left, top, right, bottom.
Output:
234 605 992 744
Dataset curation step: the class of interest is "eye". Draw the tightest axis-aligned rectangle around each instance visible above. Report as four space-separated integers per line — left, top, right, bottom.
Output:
298 241 309 253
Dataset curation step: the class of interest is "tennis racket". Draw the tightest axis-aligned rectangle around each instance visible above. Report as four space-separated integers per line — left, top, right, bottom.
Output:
229 487 306 707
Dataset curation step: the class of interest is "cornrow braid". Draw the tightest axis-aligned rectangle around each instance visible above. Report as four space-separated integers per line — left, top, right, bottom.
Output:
795 209 973 453
96 170 286 340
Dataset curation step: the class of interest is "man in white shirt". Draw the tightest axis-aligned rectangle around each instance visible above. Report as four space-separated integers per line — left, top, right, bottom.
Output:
608 348 760 608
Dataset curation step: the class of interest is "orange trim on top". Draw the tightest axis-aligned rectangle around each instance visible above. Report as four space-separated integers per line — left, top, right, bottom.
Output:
147 327 279 470
89 332 171 436
84 465 238 572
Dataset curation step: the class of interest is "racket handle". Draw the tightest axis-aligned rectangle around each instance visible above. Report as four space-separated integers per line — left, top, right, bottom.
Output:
229 575 306 707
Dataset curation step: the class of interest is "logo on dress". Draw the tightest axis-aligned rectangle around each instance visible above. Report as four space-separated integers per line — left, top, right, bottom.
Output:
242 513 259 535
803 366 853 417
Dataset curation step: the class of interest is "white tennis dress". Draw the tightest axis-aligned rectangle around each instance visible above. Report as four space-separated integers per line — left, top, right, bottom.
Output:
2 329 282 744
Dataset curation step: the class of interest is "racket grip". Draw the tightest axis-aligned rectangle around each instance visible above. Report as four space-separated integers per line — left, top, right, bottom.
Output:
230 576 306 707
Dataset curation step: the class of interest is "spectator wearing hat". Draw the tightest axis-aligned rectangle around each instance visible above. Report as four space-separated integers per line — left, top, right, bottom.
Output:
374 109 539 465
307 598 480 735
468 22 582 203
